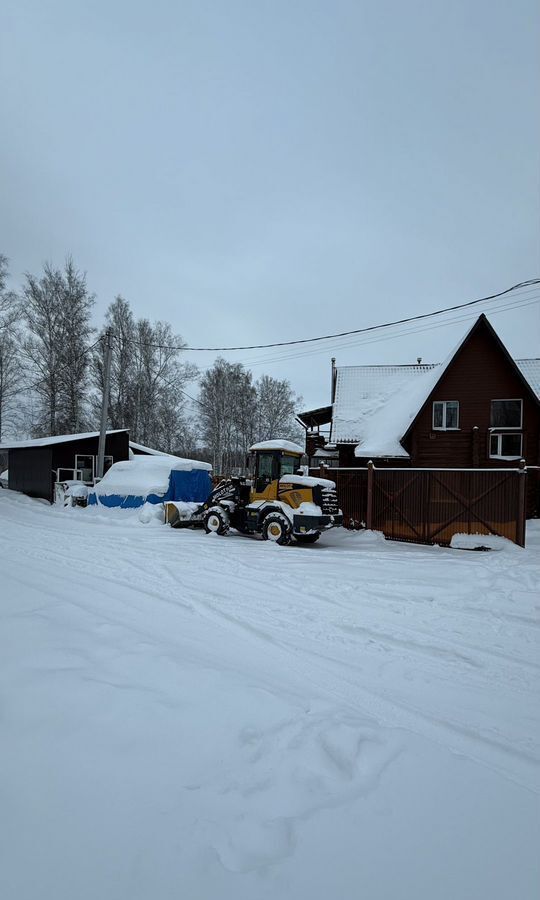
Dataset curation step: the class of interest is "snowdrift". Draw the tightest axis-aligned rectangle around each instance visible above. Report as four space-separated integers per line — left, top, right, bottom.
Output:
88 456 212 509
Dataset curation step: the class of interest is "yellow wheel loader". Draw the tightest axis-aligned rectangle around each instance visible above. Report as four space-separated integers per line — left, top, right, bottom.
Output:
165 440 342 545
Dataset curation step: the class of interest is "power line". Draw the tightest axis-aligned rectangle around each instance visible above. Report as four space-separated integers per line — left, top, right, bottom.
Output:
240 290 540 369
121 278 540 353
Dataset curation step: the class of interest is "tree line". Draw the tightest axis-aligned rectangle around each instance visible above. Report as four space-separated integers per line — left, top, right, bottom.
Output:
0 256 303 469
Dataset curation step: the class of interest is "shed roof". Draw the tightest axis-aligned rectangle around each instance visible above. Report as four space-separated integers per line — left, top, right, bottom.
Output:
129 440 179 459
0 429 128 451
296 405 332 429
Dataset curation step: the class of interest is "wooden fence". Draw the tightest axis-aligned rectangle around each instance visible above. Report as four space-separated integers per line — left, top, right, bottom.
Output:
310 463 528 547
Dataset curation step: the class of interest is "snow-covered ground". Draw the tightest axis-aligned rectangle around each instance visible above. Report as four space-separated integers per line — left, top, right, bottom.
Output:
1 489 539 900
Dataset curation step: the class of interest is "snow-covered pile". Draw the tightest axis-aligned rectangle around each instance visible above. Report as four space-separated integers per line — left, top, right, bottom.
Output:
92 455 211 498
138 500 165 524
450 532 520 551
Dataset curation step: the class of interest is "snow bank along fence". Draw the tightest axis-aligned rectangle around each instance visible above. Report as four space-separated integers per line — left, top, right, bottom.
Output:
309 462 529 547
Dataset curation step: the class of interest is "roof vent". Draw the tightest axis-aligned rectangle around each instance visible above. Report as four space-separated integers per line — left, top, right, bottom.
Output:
417 357 422 364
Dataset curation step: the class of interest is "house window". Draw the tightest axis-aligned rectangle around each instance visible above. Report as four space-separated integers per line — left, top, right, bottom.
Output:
489 433 522 459
432 401 459 430
490 399 522 429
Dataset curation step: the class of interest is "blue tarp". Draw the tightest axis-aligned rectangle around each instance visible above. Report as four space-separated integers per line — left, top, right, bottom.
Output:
88 467 212 509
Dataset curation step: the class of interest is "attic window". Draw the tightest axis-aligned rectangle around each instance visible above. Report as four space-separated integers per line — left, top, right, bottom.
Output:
432 401 459 430
490 399 522 429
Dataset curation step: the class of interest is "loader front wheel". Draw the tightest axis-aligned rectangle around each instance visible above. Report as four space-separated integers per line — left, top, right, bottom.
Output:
203 507 229 535
262 512 292 546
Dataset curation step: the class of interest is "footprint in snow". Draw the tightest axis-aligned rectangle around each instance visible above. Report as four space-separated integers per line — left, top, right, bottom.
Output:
204 710 401 873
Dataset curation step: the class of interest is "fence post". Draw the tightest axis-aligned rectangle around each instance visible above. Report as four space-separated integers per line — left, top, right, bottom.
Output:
366 460 374 530
472 426 480 467
516 459 527 547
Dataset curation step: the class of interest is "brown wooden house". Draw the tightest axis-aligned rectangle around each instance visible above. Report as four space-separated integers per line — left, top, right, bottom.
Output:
298 315 540 471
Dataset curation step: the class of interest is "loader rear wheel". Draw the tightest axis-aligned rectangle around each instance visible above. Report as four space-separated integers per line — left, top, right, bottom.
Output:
203 507 229 535
262 512 292 546
295 532 321 544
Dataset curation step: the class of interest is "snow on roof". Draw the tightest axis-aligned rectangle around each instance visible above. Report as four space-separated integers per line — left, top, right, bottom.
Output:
516 359 540 398
353 365 444 458
312 447 340 458
249 440 304 454
332 365 436 445
91 455 211 498
0 429 127 451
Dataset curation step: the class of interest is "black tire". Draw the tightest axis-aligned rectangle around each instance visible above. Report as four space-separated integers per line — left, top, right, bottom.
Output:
203 506 230 535
294 532 321 544
262 512 292 546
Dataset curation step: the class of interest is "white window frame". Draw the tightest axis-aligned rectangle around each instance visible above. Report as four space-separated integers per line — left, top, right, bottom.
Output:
99 455 114 474
75 454 95 482
490 399 523 430
56 467 84 482
432 400 460 431
489 432 523 460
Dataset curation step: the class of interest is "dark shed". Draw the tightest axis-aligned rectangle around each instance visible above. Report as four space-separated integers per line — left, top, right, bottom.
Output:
0 430 130 502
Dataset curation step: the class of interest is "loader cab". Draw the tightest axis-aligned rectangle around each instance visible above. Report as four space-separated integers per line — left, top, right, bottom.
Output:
254 451 278 494
248 441 305 500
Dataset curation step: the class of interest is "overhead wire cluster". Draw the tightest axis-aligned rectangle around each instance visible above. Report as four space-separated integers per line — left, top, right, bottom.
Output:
117 278 540 357
241 285 540 369
23 279 540 412
110 277 540 412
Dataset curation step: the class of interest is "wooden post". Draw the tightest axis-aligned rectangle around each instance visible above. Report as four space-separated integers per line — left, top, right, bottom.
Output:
516 459 527 547
366 460 374 530
472 426 480 467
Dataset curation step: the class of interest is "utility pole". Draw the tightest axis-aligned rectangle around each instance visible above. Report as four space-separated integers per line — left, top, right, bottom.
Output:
96 330 113 480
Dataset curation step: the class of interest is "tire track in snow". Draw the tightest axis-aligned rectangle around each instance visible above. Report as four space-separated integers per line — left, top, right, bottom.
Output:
149 563 540 792
2 502 539 793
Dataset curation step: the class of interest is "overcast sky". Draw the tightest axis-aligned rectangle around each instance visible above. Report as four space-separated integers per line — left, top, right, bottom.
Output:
1 0 539 412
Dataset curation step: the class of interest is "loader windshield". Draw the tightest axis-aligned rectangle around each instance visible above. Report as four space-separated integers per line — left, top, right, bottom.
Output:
280 455 300 476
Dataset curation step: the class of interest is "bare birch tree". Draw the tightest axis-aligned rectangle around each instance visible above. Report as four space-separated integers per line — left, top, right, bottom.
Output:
0 256 25 439
23 259 94 435
198 359 257 472
255 374 302 443
92 297 196 450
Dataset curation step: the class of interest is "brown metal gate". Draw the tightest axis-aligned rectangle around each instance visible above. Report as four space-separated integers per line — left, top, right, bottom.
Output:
311 465 527 547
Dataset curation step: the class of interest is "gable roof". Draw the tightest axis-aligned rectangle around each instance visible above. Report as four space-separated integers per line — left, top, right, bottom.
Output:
516 358 540 397
0 429 128 451
328 315 540 458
